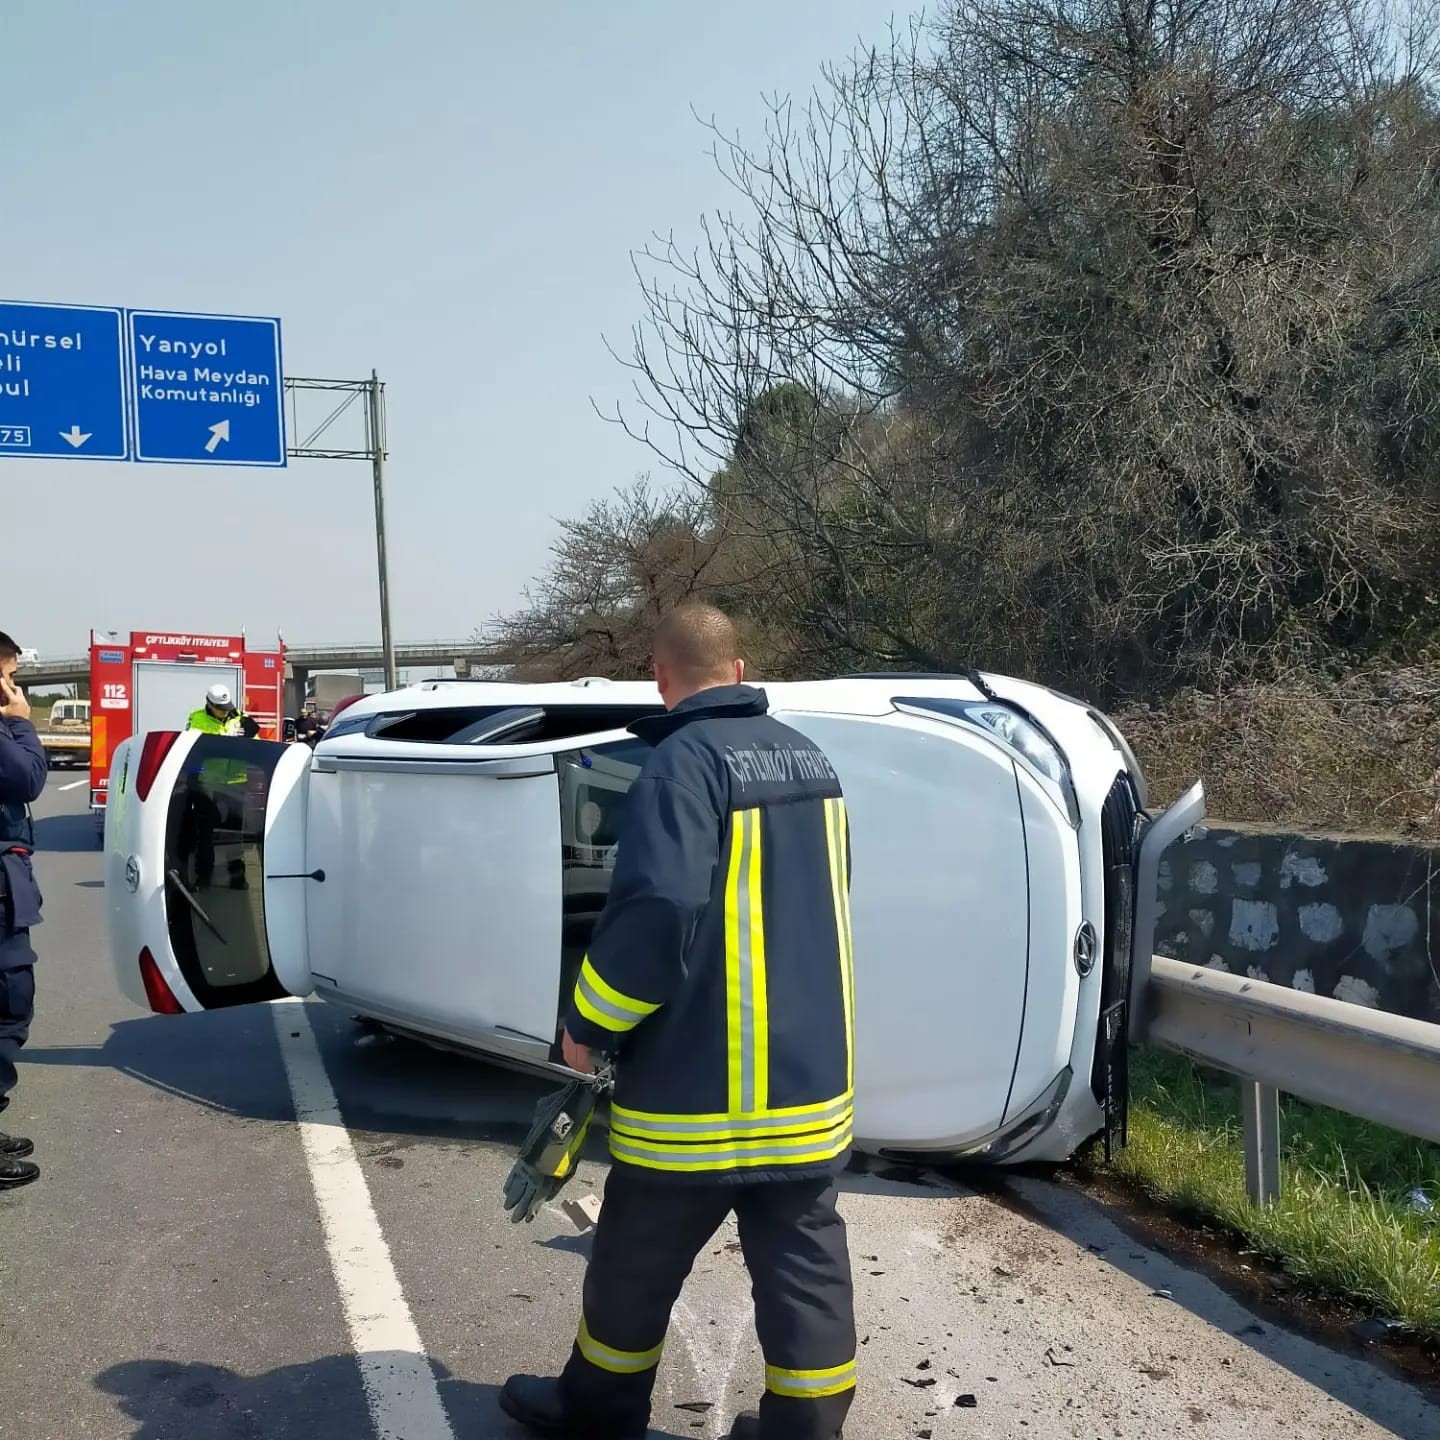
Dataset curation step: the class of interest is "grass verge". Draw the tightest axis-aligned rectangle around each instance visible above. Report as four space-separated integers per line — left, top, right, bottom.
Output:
1106 1050 1440 1339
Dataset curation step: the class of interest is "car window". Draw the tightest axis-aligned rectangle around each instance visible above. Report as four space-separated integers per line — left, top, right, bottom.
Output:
556 736 651 915
555 735 652 1018
163 736 289 1006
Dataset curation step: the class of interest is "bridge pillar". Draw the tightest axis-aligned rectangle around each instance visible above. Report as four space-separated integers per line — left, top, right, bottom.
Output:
285 666 310 717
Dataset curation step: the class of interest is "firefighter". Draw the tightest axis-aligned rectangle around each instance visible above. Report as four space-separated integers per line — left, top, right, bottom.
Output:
183 683 259 889
501 604 858 1440
0 631 47 1192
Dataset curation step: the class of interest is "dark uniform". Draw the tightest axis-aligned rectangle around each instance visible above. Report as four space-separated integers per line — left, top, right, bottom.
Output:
557 683 857 1440
0 713 47 1115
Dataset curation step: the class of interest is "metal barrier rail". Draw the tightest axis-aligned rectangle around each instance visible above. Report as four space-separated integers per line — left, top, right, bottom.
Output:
19 640 524 686
287 641 479 657
1139 955 1440 1203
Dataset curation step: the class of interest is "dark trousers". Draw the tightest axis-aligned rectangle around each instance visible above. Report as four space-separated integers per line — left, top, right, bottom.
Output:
561 1168 856 1440
0 931 37 1104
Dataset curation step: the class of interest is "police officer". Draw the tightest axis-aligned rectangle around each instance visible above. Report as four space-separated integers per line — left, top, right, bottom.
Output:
184 683 259 890
0 631 48 1192
186 682 260 742
502 605 857 1440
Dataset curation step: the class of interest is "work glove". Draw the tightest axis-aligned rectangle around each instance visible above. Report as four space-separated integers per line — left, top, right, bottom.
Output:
501 1070 611 1224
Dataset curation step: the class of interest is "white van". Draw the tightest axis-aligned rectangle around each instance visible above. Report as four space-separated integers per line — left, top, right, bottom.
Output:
102 674 1198 1165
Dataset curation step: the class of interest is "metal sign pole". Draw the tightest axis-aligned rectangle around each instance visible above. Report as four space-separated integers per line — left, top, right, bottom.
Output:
283 373 399 692
367 371 398 690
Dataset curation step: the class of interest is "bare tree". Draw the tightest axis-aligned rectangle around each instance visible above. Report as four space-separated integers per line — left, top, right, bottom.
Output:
487 479 737 680
602 0 1440 699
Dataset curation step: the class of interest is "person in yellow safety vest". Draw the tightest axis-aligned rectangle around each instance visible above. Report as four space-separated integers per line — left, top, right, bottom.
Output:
186 683 258 741
183 684 259 889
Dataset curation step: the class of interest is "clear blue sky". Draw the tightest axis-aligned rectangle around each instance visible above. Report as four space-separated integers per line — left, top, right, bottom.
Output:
6 0 907 656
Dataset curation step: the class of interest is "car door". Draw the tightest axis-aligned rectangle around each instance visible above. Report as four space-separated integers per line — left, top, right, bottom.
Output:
105 730 313 1014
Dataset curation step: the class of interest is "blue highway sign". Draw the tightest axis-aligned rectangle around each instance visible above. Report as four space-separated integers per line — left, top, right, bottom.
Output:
0 300 128 460
128 310 286 467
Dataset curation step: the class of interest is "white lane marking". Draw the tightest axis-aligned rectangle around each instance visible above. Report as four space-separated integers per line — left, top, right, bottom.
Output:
273 1000 456 1440
673 1296 750 1438
58 779 87 791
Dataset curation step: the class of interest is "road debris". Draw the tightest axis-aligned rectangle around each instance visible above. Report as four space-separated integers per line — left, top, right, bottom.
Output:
561 1193 603 1231
1351 1316 1404 1342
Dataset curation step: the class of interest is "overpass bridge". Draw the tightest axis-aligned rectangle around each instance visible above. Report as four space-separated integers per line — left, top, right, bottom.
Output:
19 639 525 696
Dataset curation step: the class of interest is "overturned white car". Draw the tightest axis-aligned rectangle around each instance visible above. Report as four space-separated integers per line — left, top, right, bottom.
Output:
103 673 1198 1165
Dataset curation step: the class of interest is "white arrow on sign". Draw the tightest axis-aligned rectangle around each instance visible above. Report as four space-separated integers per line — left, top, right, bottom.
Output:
205 420 231 454
60 425 92 449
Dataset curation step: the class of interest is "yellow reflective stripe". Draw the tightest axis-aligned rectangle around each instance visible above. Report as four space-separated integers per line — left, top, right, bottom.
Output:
553 1110 592 1179
766 1359 858 1399
572 985 628 1034
724 809 768 1115
610 1096 853 1144
748 810 769 1113
824 798 855 1091
609 1118 853 1172
611 1092 854 1128
577 1316 663 1375
724 813 746 1110
580 956 660 1018
611 1113 852 1147
839 800 856 1072
572 956 660 1034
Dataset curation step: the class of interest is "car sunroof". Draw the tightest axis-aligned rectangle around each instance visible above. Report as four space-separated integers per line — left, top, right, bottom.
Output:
348 704 664 745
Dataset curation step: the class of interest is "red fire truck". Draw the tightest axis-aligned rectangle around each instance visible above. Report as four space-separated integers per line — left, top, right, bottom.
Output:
88 629 286 831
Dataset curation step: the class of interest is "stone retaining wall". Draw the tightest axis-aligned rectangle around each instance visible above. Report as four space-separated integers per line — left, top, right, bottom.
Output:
1154 826 1440 1024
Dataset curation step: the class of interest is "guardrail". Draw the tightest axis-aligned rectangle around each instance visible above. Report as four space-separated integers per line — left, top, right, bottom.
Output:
1139 957 1440 1203
1130 780 1440 1205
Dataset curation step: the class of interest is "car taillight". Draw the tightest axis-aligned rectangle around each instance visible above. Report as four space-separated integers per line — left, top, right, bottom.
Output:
135 731 181 800
138 947 184 1014
326 694 364 724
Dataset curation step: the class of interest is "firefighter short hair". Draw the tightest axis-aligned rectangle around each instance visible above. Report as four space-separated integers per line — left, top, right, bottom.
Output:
653 604 740 680
0 632 20 663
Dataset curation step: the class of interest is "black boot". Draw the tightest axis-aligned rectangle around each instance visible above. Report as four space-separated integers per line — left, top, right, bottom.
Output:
499 1375 646 1439
0 1155 39 1189
0 1131 34 1158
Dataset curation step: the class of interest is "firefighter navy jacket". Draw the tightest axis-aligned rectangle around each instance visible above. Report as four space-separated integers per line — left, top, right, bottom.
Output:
0 714 47 960
564 684 855 1183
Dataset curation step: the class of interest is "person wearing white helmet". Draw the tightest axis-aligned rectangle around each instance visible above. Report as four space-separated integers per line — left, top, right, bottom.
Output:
188 682 255 737
183 682 260 889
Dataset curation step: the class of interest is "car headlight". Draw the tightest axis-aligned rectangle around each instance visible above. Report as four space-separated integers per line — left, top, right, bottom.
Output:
963 705 1065 784
894 696 1081 827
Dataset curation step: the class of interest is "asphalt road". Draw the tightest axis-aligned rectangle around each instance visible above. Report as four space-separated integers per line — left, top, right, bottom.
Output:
1 780 1437 1439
